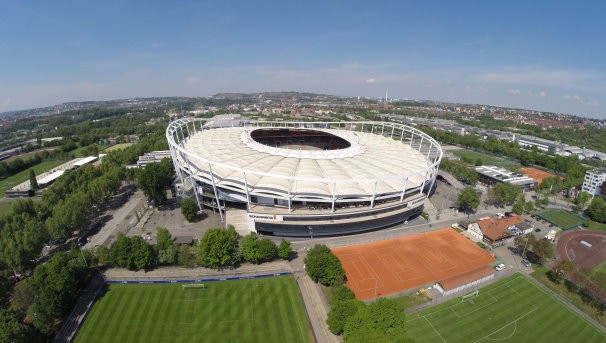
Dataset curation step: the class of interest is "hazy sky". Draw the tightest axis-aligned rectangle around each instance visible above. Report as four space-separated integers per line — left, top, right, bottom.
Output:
1 1 605 118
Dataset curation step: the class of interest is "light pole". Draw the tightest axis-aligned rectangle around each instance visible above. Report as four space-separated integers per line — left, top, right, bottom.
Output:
308 225 313 240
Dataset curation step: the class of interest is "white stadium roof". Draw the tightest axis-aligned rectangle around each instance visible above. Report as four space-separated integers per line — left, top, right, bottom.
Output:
181 127 432 198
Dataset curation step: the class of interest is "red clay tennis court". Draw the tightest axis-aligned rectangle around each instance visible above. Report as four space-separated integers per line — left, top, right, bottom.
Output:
332 228 496 300
519 167 556 185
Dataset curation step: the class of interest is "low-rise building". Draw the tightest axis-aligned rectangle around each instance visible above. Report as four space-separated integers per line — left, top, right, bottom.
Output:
136 151 171 168
475 165 537 191
468 215 526 246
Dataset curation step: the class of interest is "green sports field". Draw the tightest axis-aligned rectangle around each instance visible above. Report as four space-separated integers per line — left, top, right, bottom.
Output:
407 275 605 343
103 143 134 152
0 159 69 197
75 276 313 343
537 208 585 230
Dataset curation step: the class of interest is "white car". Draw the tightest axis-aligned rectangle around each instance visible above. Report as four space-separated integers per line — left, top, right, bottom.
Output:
495 263 506 271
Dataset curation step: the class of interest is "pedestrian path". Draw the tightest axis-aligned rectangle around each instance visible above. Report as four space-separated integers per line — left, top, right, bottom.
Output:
296 272 340 343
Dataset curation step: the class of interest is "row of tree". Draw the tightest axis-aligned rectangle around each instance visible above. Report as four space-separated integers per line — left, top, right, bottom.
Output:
439 157 478 185
548 261 605 316
96 226 294 272
198 226 292 269
5 248 96 340
0 134 171 340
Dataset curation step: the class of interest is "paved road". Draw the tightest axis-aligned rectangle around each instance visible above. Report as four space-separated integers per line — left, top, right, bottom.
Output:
287 207 500 250
85 191 145 248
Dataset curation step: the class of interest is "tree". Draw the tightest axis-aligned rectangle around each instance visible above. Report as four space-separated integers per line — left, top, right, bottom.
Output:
0 309 37 343
156 227 177 264
329 284 356 303
278 239 293 260
487 183 521 207
366 298 408 341
586 196 606 223
531 238 554 263
524 200 535 214
199 226 240 269
177 244 198 268
95 246 113 266
180 198 199 222
327 299 365 335
10 279 36 315
456 186 480 217
342 298 408 342
511 195 525 215
304 244 345 286
574 191 591 212
241 233 277 264
136 158 171 207
110 232 132 269
28 169 38 191
130 236 157 270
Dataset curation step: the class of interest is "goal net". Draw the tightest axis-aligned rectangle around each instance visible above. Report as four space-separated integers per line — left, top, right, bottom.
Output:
182 284 206 289
460 290 479 303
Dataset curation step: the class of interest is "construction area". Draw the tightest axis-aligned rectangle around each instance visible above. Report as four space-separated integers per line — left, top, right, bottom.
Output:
332 228 496 300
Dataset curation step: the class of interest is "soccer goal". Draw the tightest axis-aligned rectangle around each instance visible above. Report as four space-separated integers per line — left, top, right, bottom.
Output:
460 290 479 303
182 283 206 290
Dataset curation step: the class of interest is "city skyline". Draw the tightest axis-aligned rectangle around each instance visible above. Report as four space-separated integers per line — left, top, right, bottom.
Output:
1 1 605 118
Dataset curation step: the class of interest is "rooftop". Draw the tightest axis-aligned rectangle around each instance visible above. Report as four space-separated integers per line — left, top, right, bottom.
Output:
477 215 523 242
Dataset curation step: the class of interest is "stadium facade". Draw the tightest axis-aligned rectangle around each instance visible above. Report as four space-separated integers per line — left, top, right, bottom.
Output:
166 118 442 237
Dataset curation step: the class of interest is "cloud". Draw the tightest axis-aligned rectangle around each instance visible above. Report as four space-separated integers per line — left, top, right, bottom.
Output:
563 94 599 106
528 90 547 98
365 78 377 84
563 94 581 101
507 89 520 95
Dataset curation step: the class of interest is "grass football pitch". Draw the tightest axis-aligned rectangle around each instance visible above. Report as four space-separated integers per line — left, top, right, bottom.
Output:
537 209 585 230
75 276 313 343
406 275 605 343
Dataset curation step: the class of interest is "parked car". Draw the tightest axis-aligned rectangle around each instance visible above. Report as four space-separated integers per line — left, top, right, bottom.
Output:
495 263 506 271
521 259 531 267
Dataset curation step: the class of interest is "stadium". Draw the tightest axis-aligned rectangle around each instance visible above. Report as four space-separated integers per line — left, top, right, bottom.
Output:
166 118 442 236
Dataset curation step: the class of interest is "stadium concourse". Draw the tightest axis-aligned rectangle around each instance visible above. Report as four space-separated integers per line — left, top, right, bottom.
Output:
332 228 496 300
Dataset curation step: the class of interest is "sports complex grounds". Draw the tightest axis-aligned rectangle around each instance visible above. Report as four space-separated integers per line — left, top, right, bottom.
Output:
537 208 585 230
407 275 605 343
75 275 312 343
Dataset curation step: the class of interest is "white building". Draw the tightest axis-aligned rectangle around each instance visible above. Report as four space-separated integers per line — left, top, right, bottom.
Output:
581 169 606 198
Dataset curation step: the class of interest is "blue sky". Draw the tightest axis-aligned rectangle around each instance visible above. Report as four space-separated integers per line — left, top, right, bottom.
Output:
1 1 605 118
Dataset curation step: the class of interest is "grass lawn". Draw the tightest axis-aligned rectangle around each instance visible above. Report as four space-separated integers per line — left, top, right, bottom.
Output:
594 261 606 274
0 197 41 215
103 143 134 152
0 159 69 197
584 220 606 233
450 149 520 168
75 276 313 343
394 292 431 309
537 209 585 230
406 274 605 343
